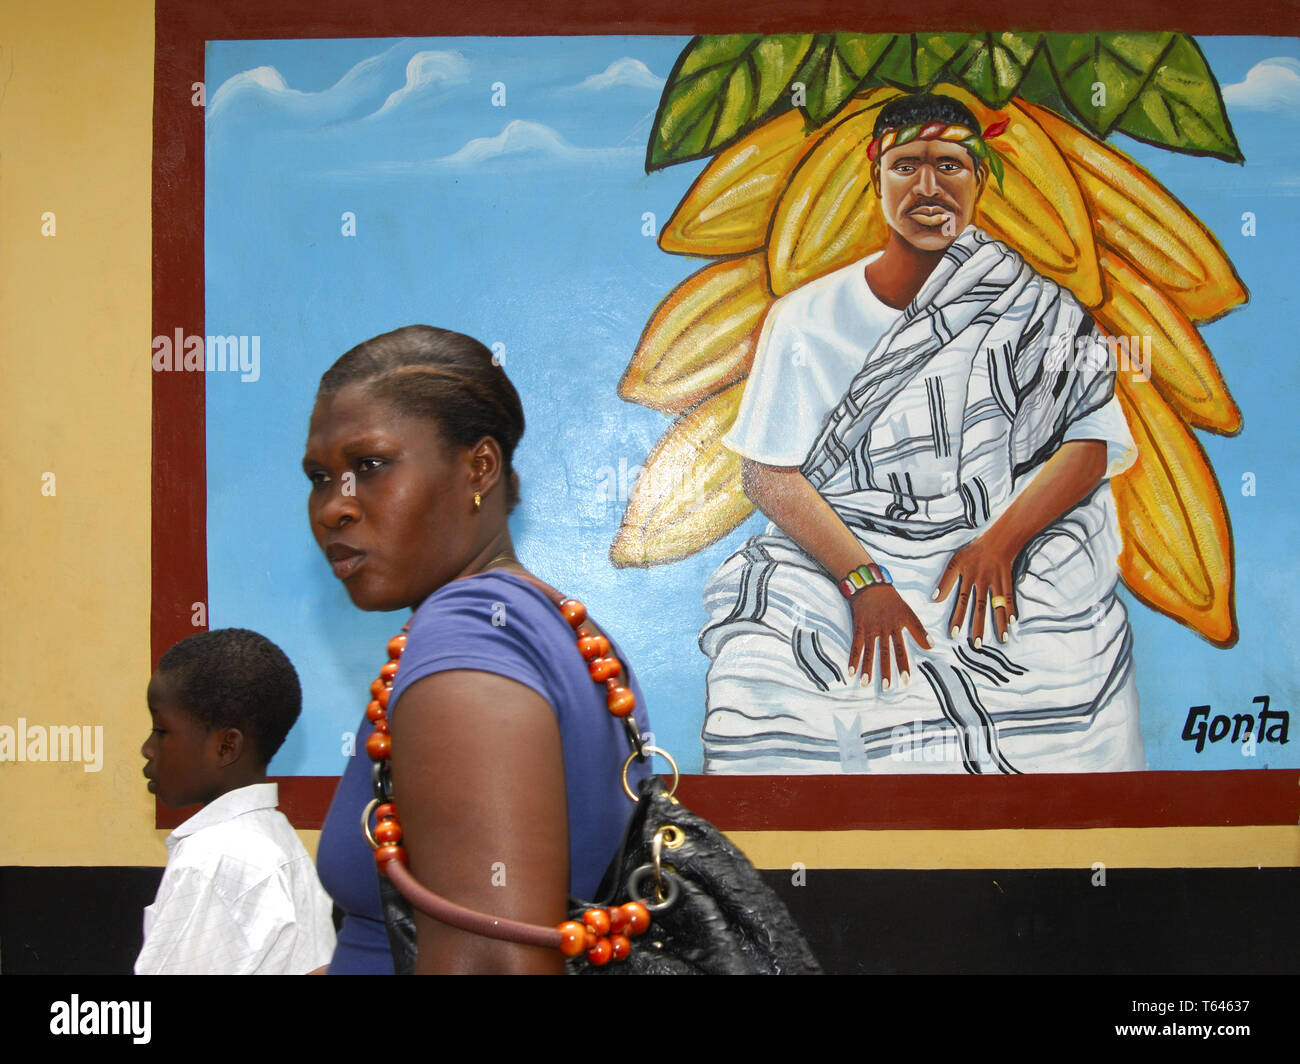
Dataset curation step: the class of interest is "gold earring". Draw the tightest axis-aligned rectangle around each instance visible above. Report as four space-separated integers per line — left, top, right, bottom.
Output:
473 492 481 512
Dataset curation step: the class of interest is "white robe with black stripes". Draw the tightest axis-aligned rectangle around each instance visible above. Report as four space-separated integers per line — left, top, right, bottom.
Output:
700 228 1144 774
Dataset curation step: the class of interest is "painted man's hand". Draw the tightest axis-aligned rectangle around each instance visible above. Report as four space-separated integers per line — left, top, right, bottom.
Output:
848 585 932 689
934 531 1019 647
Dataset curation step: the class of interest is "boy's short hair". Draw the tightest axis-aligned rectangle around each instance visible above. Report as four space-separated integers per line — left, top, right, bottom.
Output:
157 629 302 765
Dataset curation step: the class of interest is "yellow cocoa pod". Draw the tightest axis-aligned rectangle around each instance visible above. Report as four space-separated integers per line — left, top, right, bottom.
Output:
619 254 772 414
1113 378 1236 646
659 111 825 257
1024 101 1247 323
1095 249 1240 434
610 382 754 567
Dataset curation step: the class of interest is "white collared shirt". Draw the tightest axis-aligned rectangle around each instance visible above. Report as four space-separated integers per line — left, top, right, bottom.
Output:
135 783 335 975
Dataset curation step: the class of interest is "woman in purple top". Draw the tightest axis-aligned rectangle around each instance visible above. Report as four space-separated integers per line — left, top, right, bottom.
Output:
305 325 651 974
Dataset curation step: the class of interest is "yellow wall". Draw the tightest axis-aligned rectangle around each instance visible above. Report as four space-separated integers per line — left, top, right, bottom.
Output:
0 0 169 865
737 827 1300 870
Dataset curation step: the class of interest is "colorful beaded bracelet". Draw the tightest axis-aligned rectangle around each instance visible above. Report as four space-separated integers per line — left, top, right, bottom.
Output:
838 562 893 599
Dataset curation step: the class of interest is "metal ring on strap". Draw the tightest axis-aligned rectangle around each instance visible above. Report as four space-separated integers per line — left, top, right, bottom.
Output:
361 797 381 850
627 863 681 913
621 745 679 802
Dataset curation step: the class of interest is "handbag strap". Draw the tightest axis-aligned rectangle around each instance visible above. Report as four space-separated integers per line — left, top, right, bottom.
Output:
505 567 650 763
383 858 561 948
504 567 565 606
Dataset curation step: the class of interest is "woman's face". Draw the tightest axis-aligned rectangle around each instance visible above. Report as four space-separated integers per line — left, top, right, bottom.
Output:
303 382 480 612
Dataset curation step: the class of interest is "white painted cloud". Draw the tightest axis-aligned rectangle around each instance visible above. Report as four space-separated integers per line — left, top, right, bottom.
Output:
373 50 472 117
207 66 304 119
208 54 390 125
566 58 664 93
1223 57 1300 117
207 43 469 128
432 119 638 167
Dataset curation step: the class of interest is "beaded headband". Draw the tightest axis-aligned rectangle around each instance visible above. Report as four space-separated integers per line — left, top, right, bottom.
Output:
867 118 1009 191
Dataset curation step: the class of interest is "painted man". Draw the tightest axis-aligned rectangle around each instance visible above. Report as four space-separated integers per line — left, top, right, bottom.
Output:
700 92 1143 774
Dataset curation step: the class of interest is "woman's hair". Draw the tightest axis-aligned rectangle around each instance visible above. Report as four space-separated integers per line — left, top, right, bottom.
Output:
316 325 526 509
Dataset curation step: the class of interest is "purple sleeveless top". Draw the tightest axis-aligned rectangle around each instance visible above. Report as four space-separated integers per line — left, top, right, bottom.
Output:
317 572 651 974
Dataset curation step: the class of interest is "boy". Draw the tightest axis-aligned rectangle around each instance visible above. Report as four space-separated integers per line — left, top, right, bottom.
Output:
136 628 335 974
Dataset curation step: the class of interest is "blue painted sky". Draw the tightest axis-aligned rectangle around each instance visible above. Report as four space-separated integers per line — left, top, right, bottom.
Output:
204 35 1300 775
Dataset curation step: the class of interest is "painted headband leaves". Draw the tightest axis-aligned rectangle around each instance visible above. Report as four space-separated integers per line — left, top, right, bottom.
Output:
867 118 1009 191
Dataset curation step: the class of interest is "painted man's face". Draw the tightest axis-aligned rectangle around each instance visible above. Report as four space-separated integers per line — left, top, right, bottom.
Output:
874 138 985 252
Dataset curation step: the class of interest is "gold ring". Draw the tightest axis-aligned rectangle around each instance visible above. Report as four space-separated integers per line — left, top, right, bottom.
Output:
655 825 685 850
991 596 1007 609
360 797 381 850
622 745 680 802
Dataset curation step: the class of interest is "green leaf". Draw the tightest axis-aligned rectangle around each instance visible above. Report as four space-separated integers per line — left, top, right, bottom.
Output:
794 33 897 125
1045 31 1175 136
1009 46 1072 118
647 31 1243 169
947 32 1042 107
872 33 972 91
986 145 1005 191
1113 35 1242 162
647 34 814 170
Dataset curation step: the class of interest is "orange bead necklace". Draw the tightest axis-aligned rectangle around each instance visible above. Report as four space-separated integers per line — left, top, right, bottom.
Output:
362 593 651 966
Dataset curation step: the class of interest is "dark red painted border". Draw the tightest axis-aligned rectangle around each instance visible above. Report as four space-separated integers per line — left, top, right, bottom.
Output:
152 0 1300 830
156 0 1300 37
151 7 207 673
156 770 1300 831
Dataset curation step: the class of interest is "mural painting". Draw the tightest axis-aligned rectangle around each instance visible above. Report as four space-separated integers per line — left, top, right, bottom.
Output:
197 30 1297 806
612 34 1255 774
